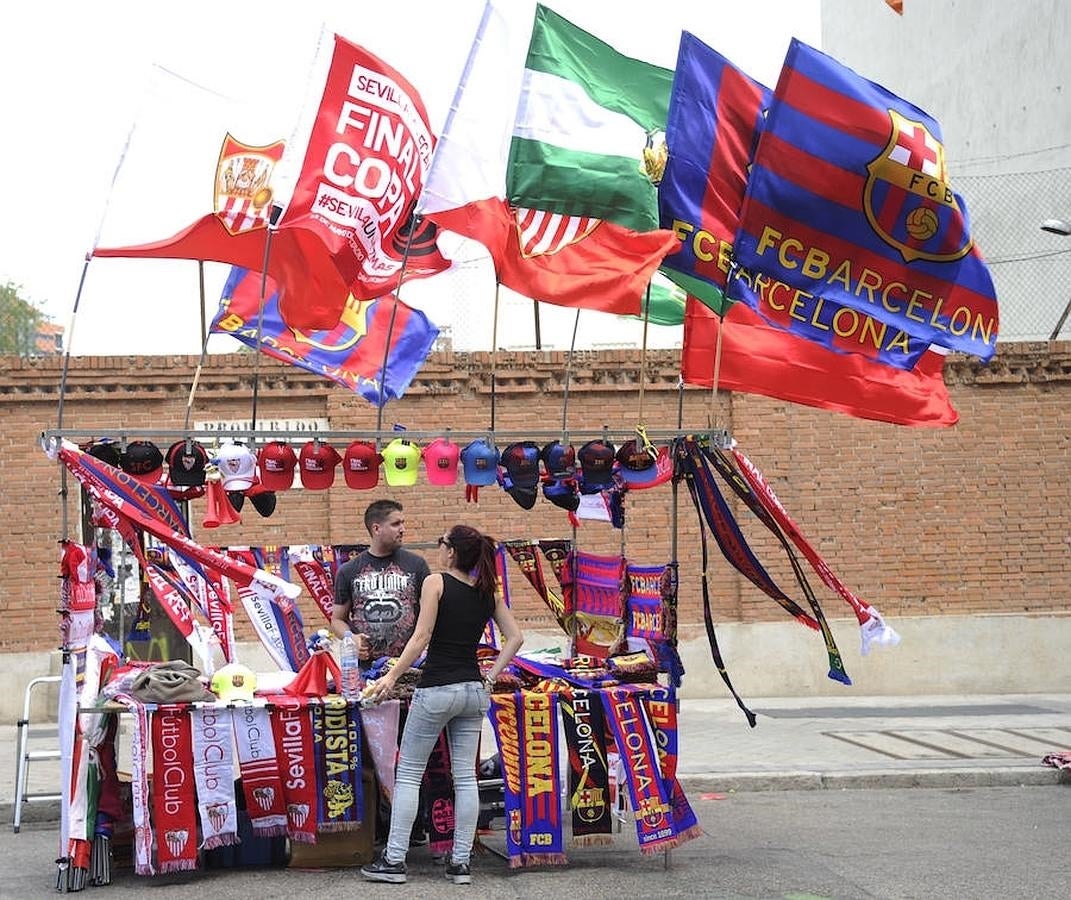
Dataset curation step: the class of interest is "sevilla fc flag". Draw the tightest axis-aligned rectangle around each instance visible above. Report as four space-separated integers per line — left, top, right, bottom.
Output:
278 34 449 302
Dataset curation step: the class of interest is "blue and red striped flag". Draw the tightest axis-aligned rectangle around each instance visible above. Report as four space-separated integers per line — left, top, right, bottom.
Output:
732 39 998 363
658 32 769 314
211 267 438 406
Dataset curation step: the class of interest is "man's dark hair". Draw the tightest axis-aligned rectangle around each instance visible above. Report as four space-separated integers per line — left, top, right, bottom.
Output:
364 499 403 535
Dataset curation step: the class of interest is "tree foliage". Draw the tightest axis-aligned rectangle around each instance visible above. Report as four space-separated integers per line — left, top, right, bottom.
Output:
0 280 49 355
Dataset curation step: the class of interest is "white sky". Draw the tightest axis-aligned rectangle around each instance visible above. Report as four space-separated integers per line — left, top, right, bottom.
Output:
0 0 820 355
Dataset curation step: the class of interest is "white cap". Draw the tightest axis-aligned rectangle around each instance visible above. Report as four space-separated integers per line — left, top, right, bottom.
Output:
216 442 258 491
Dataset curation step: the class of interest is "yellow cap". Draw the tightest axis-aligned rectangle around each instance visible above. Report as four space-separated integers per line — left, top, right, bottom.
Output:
210 663 257 701
382 439 421 487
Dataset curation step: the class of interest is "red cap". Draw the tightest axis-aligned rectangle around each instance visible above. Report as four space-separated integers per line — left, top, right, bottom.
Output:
343 441 382 490
298 440 341 490
257 441 297 491
422 438 460 486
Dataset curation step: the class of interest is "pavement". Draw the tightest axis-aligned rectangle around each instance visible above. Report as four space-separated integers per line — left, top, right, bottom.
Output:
4 692 1070 831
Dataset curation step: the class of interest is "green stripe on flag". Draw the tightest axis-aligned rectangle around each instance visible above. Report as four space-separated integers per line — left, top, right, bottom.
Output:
659 268 732 317
628 279 687 326
509 138 661 232
507 4 673 233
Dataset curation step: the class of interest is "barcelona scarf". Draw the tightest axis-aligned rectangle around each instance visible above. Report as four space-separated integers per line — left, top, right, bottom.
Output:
561 551 625 659
560 689 613 847
703 443 851 685
423 731 455 856
311 698 363 832
642 688 702 846
488 694 524 866
601 687 678 854
625 562 685 687
517 691 566 866
504 540 569 631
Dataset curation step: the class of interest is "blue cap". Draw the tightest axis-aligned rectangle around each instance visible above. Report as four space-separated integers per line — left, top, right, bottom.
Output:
461 439 499 487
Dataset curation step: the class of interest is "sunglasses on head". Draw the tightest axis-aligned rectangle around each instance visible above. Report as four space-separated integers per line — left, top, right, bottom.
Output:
437 535 451 548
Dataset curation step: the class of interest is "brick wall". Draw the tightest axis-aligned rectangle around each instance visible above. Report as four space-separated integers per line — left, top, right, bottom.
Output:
1 344 1068 653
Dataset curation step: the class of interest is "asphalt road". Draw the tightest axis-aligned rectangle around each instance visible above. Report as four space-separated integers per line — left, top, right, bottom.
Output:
3 785 1068 899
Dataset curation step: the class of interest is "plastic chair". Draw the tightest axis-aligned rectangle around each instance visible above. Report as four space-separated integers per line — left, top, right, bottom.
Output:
13 675 63 833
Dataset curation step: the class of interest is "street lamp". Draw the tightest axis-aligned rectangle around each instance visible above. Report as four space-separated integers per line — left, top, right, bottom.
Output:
1040 217 1071 339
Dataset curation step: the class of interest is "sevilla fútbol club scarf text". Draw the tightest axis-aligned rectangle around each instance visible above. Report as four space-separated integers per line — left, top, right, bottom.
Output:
233 704 288 836
269 698 318 844
191 707 239 849
150 706 198 872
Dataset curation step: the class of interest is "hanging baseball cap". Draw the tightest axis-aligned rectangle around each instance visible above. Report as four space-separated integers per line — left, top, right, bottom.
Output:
498 468 539 510
299 440 342 490
165 439 208 487
210 663 258 702
257 441 297 491
461 439 499 487
540 441 576 480
85 439 122 469
382 438 421 487
543 478 580 512
216 442 258 491
616 442 674 489
247 483 278 517
577 439 616 493
501 441 541 489
120 440 164 485
423 437 460 486
343 441 382 490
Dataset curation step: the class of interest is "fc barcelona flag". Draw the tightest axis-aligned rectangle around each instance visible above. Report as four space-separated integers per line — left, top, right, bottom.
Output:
658 32 769 314
732 39 998 362
211 267 438 406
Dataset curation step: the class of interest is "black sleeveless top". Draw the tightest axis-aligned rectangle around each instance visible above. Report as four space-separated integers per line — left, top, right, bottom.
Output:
418 573 495 687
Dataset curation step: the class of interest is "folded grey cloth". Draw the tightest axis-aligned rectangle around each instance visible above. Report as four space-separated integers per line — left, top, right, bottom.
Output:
128 660 215 704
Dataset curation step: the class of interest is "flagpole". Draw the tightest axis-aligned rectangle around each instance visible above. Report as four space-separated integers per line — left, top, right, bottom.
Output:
489 283 501 431
183 261 211 432
560 309 581 439
637 283 653 425
375 214 421 435
249 213 279 435
708 319 725 428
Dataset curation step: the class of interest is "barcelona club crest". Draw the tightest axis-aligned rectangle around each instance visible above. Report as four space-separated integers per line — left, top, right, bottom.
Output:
863 110 972 264
291 295 372 352
215 134 286 235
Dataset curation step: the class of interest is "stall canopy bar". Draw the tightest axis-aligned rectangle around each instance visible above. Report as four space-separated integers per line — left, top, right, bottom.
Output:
42 427 732 448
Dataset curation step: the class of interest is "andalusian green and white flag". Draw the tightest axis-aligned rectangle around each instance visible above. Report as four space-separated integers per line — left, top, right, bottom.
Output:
625 275 687 326
506 5 673 234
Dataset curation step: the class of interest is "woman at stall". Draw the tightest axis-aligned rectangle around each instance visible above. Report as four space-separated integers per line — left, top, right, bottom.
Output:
360 524 524 886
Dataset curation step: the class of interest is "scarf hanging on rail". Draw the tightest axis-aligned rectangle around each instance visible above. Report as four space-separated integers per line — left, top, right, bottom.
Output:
730 447 901 655
268 696 319 844
360 699 401 805
600 686 679 855
488 693 524 867
112 693 156 874
233 704 289 836
560 688 613 847
312 698 363 832
191 706 239 850
625 562 684 686
562 551 625 659
228 547 310 672
517 691 566 866
150 705 198 872
641 687 702 846
503 540 569 630
286 545 337 622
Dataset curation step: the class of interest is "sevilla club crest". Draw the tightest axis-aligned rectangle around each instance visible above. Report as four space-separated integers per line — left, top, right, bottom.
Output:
863 110 972 264
215 134 285 235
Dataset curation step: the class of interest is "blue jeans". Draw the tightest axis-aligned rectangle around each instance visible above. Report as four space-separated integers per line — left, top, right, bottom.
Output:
385 681 490 866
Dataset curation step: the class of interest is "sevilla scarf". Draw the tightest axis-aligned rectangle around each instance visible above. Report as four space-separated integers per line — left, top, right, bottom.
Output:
488 694 524 867
518 691 566 866
561 689 613 847
269 697 318 844
601 687 677 855
111 693 155 874
562 552 625 659
287 545 336 622
229 547 309 672
423 731 455 856
312 699 363 832
233 704 288 836
731 447 901 655
703 444 851 685
641 688 702 846
191 706 239 850
150 706 198 872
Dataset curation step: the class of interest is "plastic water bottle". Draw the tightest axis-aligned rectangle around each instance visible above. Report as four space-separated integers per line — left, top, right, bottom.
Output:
339 633 362 700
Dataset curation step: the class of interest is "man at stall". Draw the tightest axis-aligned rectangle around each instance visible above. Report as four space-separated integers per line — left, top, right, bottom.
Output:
331 498 433 846
331 499 431 665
